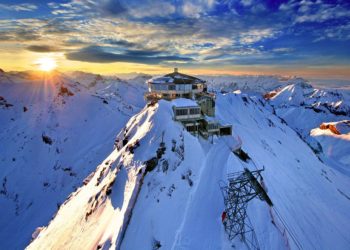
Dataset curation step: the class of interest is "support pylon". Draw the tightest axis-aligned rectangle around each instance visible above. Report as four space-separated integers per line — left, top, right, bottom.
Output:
220 168 273 250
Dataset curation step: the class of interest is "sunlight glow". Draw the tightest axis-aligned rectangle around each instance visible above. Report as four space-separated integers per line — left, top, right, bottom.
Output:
36 57 57 72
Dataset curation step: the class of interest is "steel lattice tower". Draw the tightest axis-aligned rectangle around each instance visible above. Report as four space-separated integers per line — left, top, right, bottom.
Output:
220 168 273 250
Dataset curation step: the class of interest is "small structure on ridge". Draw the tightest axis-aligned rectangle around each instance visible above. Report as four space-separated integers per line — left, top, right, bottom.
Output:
145 67 207 101
145 68 232 137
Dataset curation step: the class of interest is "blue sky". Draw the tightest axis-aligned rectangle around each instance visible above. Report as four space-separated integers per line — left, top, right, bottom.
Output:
0 0 349 77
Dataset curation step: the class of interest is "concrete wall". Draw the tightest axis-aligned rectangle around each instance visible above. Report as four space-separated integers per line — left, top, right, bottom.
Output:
198 98 215 117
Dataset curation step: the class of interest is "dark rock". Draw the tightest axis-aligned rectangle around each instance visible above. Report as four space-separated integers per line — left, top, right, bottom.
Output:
152 239 161 250
58 86 74 97
145 157 158 172
42 134 53 145
122 136 129 146
234 148 251 162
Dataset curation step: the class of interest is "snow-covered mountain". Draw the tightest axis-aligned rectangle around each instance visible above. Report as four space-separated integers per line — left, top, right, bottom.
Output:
0 70 146 249
27 93 350 250
269 81 350 116
267 81 350 176
1 71 349 250
202 75 306 94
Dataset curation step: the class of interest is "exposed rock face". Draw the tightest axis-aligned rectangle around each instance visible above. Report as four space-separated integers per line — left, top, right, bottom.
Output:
320 123 341 135
58 85 74 97
319 121 350 135
263 91 277 100
0 96 13 108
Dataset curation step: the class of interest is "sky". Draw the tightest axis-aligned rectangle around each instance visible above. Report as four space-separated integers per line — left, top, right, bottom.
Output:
0 0 350 79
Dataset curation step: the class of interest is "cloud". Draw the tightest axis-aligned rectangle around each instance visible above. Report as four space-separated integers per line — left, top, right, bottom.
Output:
100 0 127 17
239 29 279 44
102 38 136 47
47 2 60 9
0 29 41 42
181 0 216 18
241 0 253 7
66 46 194 64
48 0 216 19
48 0 171 18
203 46 261 61
42 20 76 34
0 3 37 12
182 2 202 18
0 19 73 42
272 47 294 53
26 45 62 53
295 5 350 23
312 23 350 42
279 0 350 24
2 0 350 70
128 1 175 18
49 0 99 18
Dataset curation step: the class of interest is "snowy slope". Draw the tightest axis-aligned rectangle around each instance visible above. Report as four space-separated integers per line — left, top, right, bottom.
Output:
0 70 146 249
28 93 350 250
27 100 202 249
214 94 350 249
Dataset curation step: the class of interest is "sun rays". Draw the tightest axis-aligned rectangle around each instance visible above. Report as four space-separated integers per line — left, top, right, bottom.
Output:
35 57 57 72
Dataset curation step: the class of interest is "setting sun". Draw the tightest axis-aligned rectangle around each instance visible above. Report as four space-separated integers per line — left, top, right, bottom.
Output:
36 57 57 72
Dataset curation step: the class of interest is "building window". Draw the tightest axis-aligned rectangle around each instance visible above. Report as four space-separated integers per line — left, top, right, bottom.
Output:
152 84 170 91
187 125 197 132
169 85 175 90
176 109 188 116
208 123 218 130
189 108 200 115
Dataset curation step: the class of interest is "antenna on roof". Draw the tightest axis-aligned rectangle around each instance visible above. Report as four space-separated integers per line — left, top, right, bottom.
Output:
174 67 178 73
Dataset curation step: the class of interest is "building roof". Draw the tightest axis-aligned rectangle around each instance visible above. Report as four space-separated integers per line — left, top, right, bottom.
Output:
147 76 174 84
172 98 199 108
204 115 218 123
164 72 205 85
148 69 205 85
203 115 231 126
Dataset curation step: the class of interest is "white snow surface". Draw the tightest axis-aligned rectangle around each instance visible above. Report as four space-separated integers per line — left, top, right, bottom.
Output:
171 98 199 107
148 76 174 84
27 93 350 250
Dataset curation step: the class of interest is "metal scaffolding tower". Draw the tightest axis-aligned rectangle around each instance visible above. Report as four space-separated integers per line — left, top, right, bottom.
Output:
220 168 273 250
